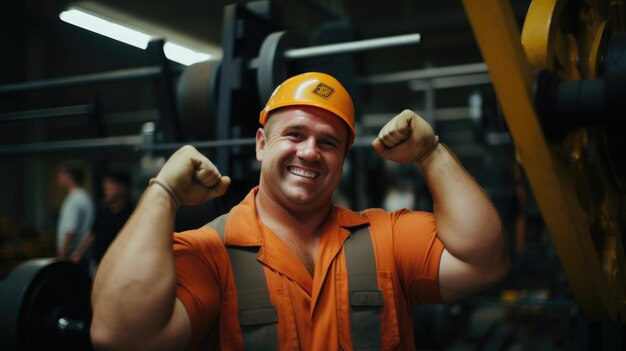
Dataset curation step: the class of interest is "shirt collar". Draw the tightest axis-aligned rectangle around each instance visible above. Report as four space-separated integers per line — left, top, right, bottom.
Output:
224 187 370 247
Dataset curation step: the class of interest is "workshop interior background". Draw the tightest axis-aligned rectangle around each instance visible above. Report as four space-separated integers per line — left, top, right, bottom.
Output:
1 0 624 350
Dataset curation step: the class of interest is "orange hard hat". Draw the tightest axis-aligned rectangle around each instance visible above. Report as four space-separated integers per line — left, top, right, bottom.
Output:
259 72 356 145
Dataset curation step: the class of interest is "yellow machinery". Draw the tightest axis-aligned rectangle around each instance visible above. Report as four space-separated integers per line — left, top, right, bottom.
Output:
461 0 625 322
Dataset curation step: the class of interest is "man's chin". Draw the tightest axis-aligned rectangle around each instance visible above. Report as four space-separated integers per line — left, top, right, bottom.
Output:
283 191 327 208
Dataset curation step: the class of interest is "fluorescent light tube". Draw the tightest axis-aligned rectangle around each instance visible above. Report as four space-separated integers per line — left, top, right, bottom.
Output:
163 42 212 66
59 7 214 65
60 9 152 49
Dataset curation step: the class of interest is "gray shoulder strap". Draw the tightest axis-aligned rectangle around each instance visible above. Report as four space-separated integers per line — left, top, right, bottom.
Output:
206 214 278 351
207 213 228 241
207 216 382 350
344 225 384 350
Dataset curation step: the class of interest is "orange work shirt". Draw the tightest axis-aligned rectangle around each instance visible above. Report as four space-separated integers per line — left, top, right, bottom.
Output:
174 187 444 350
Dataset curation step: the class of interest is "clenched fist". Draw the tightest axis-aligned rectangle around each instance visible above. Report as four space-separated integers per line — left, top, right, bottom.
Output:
371 109 439 164
151 145 231 207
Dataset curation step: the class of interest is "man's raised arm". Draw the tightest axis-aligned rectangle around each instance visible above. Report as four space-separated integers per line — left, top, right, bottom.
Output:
90 145 230 350
372 110 510 303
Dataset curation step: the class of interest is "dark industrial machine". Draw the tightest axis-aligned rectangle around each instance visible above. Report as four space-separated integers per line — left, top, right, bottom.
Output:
463 0 626 323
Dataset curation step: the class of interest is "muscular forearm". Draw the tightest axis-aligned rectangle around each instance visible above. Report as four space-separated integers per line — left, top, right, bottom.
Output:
91 184 180 349
420 144 508 269
373 110 508 302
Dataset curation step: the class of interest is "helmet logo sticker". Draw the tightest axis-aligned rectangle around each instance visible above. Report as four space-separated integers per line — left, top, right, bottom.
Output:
312 83 334 99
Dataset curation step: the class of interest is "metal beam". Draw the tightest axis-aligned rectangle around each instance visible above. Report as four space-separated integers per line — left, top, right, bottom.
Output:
0 105 94 122
283 33 421 60
359 62 488 85
0 67 164 94
0 135 143 155
461 0 625 322
0 134 396 156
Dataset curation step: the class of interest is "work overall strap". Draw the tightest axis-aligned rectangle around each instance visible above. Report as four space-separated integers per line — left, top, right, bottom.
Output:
344 225 384 350
207 215 382 350
207 214 279 351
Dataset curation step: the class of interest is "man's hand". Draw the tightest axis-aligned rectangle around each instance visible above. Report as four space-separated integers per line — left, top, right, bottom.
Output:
152 145 231 207
371 109 439 164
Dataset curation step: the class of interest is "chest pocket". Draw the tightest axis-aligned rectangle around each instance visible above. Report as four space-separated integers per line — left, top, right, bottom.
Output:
207 215 384 350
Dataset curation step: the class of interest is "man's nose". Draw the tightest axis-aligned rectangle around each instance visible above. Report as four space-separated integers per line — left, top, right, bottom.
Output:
296 137 321 161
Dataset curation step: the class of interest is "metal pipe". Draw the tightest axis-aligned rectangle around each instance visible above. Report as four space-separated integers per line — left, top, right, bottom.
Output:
408 73 491 91
139 138 257 152
362 108 476 128
359 62 488 85
0 104 94 122
0 134 388 155
0 135 142 155
140 136 383 151
283 33 421 60
0 66 165 94
142 136 382 151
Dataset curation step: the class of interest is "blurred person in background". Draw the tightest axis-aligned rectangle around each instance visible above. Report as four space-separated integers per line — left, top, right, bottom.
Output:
71 171 134 275
56 160 95 271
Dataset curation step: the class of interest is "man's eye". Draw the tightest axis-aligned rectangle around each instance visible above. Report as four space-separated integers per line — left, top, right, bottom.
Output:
320 140 337 148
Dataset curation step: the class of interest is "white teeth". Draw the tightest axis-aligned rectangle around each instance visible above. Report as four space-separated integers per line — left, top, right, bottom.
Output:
289 167 318 179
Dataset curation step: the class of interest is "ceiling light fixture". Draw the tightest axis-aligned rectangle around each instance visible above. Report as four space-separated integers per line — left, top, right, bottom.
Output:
59 6 215 66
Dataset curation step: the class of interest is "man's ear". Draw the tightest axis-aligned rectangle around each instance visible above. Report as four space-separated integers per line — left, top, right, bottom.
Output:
255 128 266 162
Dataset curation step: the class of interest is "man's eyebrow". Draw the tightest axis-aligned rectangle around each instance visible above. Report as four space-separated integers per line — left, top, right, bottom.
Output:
281 124 344 145
282 124 305 131
280 125 306 134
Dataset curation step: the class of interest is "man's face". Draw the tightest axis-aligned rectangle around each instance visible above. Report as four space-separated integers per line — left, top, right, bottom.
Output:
57 170 70 190
102 178 125 204
255 106 349 211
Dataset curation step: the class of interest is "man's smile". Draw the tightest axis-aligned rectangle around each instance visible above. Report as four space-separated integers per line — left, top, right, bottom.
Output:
288 166 319 179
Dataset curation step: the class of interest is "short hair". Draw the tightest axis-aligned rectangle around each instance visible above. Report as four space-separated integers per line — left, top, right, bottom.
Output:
59 160 86 185
103 171 132 188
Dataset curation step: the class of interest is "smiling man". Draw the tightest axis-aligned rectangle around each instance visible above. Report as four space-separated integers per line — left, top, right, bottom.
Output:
91 72 510 350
